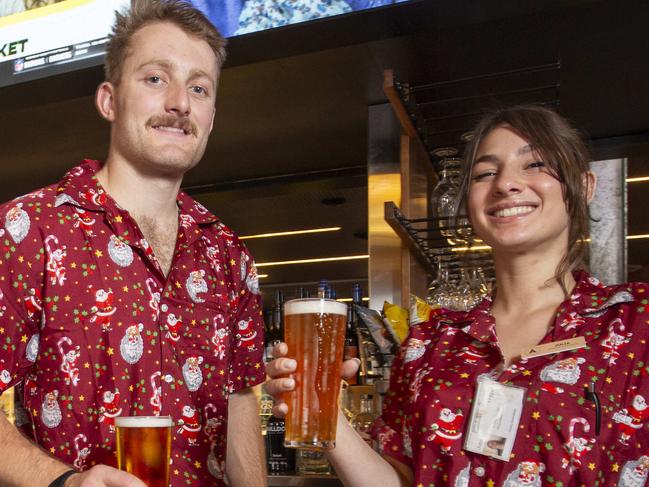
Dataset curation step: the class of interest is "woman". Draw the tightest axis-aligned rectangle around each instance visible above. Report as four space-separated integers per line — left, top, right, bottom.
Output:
266 105 649 486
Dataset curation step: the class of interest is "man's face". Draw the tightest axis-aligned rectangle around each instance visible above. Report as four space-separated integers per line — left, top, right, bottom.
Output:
101 22 218 178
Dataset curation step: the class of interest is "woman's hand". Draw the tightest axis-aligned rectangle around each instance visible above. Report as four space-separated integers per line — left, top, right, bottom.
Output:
264 342 360 418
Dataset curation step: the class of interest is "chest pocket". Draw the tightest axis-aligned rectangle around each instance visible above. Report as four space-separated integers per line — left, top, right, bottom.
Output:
161 297 233 397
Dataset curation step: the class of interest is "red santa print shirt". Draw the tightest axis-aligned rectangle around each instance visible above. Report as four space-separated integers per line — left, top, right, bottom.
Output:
0 160 265 486
372 272 649 487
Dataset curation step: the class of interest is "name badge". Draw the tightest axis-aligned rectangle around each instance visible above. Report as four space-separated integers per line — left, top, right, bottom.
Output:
463 376 525 461
520 336 586 360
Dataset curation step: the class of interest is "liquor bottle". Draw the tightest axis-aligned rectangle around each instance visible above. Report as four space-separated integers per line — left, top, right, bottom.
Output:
344 293 360 385
296 448 331 476
265 290 296 475
271 289 283 345
259 306 276 434
318 279 329 299
351 394 376 447
266 415 296 475
350 283 369 384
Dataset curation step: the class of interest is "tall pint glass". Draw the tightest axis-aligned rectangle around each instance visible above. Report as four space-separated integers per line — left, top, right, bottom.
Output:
284 298 347 450
115 416 172 486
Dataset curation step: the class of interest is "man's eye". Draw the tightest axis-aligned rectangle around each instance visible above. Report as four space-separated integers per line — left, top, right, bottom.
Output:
147 76 161 84
190 86 207 95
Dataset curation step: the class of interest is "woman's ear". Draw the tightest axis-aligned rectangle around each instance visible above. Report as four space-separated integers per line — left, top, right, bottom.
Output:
583 170 597 204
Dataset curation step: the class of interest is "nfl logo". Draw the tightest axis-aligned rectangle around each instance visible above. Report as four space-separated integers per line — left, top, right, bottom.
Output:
13 58 24 73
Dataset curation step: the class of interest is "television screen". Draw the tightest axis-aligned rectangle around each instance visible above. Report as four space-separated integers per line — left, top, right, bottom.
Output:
0 0 130 88
0 0 409 88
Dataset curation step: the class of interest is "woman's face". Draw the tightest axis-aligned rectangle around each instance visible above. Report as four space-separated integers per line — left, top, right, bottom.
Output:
467 125 570 256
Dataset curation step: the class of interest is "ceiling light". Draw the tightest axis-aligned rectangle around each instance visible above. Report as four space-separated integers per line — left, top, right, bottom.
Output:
626 176 649 183
256 254 369 268
258 274 269 279
240 227 341 240
337 297 370 302
628 234 649 240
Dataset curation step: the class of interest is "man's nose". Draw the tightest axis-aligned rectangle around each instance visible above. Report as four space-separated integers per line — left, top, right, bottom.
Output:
165 82 190 116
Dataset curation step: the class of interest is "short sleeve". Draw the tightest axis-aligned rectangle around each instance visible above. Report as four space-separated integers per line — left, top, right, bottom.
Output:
370 323 433 469
226 239 265 394
0 200 44 396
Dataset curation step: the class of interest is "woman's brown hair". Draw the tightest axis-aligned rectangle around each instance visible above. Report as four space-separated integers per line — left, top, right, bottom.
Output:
456 105 593 294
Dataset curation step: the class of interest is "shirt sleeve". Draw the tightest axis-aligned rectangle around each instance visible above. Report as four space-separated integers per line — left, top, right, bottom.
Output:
226 238 265 394
0 201 43 397
370 323 430 470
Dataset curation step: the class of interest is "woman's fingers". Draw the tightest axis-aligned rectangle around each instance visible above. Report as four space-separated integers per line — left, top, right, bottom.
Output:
266 356 297 379
271 402 288 419
265 377 295 396
272 341 288 358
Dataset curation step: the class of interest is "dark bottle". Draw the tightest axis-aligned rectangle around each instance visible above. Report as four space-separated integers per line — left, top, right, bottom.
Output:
266 415 296 475
271 290 283 345
344 283 362 384
318 279 329 299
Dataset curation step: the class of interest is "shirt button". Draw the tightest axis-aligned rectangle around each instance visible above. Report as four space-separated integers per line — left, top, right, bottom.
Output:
160 304 169 313
473 466 485 477
164 374 173 383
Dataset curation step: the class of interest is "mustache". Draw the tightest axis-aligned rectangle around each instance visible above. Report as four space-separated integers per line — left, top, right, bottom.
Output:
146 114 197 136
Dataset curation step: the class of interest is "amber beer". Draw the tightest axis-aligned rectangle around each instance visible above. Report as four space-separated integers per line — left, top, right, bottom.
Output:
115 416 172 486
284 298 347 449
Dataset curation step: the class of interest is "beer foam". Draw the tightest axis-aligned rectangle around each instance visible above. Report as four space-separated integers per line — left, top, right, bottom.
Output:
284 299 347 317
115 416 173 428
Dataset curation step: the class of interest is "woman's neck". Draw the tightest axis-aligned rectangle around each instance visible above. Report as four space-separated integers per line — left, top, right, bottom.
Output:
490 250 575 317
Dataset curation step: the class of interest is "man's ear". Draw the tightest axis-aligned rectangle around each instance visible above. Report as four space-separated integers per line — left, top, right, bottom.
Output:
95 82 116 122
583 170 597 204
209 105 216 134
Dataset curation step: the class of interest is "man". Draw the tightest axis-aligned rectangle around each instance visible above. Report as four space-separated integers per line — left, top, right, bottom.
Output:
0 1 266 486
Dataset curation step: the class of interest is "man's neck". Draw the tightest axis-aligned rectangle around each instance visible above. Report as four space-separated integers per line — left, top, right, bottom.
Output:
95 157 182 224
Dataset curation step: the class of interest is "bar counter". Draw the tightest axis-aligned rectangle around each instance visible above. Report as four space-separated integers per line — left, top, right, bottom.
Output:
267 475 343 486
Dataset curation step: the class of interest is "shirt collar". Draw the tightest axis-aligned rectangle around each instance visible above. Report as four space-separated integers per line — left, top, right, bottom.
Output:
55 159 219 226
562 270 635 318
433 270 635 344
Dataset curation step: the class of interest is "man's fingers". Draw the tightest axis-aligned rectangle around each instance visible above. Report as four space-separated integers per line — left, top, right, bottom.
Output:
341 358 360 380
265 357 297 378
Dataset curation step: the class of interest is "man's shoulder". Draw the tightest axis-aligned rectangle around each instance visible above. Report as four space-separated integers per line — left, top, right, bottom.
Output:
0 182 61 219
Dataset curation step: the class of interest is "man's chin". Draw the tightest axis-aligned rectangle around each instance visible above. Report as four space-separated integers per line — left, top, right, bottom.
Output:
141 155 199 178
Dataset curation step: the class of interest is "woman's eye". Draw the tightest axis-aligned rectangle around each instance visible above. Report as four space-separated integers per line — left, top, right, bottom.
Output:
472 171 496 181
527 160 545 169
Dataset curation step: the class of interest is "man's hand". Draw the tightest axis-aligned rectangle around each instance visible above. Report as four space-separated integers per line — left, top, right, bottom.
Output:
265 342 360 417
64 465 146 487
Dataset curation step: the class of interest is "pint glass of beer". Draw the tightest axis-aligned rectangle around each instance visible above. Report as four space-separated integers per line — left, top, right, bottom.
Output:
284 298 347 450
115 415 172 486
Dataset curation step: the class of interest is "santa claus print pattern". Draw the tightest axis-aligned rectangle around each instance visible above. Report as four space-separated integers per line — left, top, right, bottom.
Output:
0 160 265 486
372 271 649 486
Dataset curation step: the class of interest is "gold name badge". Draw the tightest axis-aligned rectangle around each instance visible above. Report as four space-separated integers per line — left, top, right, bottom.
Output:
521 336 587 360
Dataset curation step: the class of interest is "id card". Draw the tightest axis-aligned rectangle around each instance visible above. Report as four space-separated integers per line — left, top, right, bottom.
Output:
463 375 526 461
